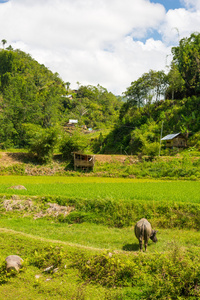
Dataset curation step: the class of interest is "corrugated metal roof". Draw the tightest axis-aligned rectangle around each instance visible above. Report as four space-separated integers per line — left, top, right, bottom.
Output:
161 133 181 141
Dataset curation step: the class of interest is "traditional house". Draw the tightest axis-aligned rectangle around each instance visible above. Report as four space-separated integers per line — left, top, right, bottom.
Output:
161 133 187 148
73 152 95 171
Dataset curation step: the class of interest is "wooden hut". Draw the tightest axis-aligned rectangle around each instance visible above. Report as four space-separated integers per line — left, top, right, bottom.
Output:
73 152 95 171
161 133 187 148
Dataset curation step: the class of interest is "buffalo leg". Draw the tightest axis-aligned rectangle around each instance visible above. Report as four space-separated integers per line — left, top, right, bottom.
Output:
144 242 148 251
139 238 143 251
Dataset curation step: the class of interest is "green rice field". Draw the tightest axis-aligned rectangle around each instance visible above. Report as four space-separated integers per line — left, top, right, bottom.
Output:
0 176 200 203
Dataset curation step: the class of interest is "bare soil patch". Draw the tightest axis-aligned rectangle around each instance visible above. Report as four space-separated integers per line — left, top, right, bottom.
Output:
0 152 29 166
0 152 129 166
94 154 128 163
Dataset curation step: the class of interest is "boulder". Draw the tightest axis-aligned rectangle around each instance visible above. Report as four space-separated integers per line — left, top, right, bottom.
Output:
8 185 27 190
5 255 23 272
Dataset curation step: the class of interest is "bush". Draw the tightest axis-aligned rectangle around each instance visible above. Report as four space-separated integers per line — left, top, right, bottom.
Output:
144 246 200 299
30 245 63 270
60 129 88 160
28 127 59 163
188 132 200 150
72 247 200 299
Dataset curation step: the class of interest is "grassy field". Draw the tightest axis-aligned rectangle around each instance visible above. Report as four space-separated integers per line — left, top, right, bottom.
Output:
0 175 200 299
0 176 200 203
0 217 199 252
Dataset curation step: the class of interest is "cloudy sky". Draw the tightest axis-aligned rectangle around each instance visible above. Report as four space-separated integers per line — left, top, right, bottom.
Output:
0 0 200 95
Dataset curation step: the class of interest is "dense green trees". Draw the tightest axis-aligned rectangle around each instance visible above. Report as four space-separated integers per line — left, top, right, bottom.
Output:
0 49 121 151
171 32 200 97
1 32 200 159
103 96 200 155
0 49 66 147
63 84 122 129
124 32 200 109
103 32 200 156
125 70 168 109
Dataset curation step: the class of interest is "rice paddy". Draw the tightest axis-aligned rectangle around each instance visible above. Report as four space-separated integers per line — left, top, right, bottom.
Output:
0 176 200 203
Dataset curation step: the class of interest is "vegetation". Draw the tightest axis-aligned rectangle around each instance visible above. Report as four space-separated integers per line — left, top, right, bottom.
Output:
0 226 198 299
60 129 88 160
0 151 200 180
0 48 121 153
1 32 200 161
102 32 200 156
64 84 122 129
0 176 200 230
0 176 200 204
0 176 199 299
0 49 66 148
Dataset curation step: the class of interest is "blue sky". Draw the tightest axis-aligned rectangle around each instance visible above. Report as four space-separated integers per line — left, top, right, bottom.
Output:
152 0 182 10
0 0 200 94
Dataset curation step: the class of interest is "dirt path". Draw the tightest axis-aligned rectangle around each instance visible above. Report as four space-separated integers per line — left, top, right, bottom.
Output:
0 227 114 252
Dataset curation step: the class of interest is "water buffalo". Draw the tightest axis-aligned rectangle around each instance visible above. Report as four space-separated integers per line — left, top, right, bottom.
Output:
134 218 158 251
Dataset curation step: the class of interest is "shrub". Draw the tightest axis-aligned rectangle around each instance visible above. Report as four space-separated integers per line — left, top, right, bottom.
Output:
60 129 88 160
28 127 59 163
144 246 200 299
30 245 63 270
72 252 142 287
72 247 200 299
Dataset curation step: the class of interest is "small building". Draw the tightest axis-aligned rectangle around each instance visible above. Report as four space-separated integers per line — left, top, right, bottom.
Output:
69 119 78 125
73 152 95 171
161 133 187 148
64 119 78 130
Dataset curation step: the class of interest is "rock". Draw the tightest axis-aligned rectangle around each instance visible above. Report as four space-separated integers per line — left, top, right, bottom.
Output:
8 185 27 190
43 265 54 273
5 255 23 272
3 199 33 212
53 268 59 273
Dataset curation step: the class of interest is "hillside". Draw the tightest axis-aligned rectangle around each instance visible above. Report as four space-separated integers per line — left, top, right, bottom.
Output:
0 49 122 150
102 97 200 155
0 32 200 158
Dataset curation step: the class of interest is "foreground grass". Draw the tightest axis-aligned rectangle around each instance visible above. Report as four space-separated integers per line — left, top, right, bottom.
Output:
0 176 199 298
0 225 199 300
0 176 200 204
0 217 199 253
0 229 109 300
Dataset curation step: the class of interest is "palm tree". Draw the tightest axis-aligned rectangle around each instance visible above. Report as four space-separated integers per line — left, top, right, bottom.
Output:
1 39 7 49
65 82 71 92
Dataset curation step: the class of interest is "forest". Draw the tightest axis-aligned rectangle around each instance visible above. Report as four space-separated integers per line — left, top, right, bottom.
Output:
0 32 200 161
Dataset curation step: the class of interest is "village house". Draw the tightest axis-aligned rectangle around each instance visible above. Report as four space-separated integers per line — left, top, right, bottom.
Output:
161 133 187 148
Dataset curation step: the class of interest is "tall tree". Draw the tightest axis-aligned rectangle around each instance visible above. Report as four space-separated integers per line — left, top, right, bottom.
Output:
125 70 168 108
0 49 66 147
171 32 200 96
166 63 185 100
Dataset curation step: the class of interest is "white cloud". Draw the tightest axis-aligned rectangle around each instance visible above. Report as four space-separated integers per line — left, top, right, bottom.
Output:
181 0 200 10
0 0 199 94
160 7 200 44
